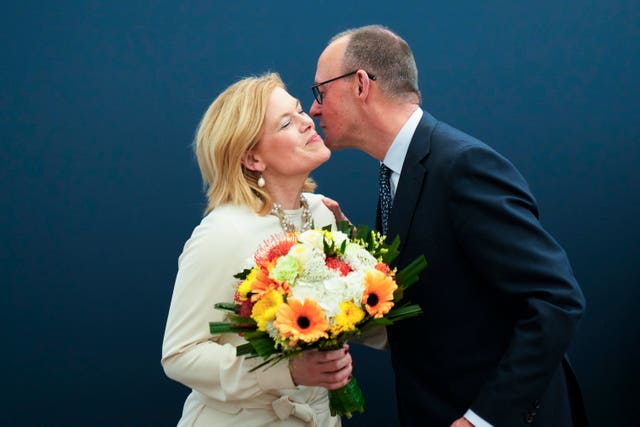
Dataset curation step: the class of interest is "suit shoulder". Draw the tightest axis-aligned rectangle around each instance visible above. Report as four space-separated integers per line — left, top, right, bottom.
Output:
426 121 520 177
431 120 493 153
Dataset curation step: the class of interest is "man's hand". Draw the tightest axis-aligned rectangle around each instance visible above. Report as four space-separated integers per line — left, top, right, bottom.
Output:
322 197 356 235
450 417 474 427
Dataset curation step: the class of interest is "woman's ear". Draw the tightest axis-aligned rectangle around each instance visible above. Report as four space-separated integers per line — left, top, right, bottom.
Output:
241 151 265 172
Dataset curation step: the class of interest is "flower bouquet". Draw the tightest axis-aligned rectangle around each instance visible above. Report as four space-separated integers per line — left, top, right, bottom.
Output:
209 221 427 418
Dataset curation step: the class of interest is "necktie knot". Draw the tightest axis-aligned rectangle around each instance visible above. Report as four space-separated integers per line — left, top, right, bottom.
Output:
378 163 393 235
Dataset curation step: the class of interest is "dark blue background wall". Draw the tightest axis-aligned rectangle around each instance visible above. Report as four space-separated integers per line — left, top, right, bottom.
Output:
3 1 638 426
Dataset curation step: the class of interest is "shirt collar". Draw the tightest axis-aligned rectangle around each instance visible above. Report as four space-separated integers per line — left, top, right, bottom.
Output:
383 107 423 174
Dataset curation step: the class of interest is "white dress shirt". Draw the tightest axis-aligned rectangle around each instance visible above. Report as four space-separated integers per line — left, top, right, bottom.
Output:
382 107 423 199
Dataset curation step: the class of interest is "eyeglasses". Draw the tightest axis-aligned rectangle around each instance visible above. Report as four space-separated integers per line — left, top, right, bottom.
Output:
311 70 376 104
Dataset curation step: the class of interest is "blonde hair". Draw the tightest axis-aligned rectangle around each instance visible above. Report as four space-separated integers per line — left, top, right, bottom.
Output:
194 72 316 216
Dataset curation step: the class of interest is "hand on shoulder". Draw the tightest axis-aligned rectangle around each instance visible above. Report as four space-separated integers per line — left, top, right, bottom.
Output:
322 197 355 233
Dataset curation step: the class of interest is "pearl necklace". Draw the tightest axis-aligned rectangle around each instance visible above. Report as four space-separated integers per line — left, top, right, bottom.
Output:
270 194 312 233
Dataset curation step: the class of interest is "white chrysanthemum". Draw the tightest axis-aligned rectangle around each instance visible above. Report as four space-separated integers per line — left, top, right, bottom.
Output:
321 277 355 319
290 277 349 322
298 250 332 282
289 244 322 269
291 280 326 304
331 230 350 248
342 270 367 302
298 229 325 250
343 243 378 271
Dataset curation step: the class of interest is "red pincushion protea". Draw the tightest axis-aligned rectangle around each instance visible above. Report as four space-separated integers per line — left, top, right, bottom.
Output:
326 256 352 276
254 233 299 267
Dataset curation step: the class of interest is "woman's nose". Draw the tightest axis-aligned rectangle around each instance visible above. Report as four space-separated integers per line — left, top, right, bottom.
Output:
299 113 314 130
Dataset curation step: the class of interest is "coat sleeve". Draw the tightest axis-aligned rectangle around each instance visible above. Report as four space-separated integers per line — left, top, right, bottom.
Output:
160 214 294 402
446 144 586 425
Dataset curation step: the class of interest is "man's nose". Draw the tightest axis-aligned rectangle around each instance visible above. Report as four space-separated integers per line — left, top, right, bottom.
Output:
309 100 320 117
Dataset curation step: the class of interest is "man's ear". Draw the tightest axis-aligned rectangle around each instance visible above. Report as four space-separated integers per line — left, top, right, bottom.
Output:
241 151 265 172
355 70 371 100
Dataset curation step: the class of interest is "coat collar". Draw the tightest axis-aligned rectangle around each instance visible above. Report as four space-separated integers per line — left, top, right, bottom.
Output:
388 111 438 254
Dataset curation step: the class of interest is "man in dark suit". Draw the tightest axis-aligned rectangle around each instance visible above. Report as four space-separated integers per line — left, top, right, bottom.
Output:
310 25 588 427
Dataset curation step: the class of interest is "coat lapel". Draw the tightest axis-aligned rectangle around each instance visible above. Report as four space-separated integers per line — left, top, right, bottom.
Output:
388 112 436 254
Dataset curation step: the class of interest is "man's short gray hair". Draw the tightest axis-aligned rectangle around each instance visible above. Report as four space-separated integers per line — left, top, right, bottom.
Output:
331 25 421 103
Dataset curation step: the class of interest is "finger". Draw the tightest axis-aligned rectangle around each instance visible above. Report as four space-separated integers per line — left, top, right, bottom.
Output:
322 369 353 390
322 197 338 209
322 196 336 204
321 197 348 222
326 354 353 376
311 348 345 363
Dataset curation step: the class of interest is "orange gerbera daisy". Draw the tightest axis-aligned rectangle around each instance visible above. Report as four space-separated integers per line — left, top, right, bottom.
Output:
254 233 298 267
363 269 398 319
248 261 291 302
274 298 329 344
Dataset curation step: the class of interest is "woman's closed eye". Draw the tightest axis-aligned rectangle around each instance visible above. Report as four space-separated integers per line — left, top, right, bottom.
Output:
280 119 292 129
280 109 307 129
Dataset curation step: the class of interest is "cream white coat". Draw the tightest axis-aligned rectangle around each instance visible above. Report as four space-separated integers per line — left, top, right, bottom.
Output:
161 193 341 427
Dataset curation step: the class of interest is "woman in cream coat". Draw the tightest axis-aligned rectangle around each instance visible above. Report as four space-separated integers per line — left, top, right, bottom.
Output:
162 73 353 427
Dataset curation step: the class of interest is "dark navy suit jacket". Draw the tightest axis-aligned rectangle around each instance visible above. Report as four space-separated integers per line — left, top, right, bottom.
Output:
385 111 588 426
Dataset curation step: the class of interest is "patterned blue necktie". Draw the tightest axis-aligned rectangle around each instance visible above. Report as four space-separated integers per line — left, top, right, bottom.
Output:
378 163 393 235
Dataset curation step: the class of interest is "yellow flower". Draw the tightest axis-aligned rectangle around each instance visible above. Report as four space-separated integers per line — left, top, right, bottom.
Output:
363 270 397 319
331 301 365 336
320 229 334 241
274 298 329 344
236 268 258 301
251 290 284 331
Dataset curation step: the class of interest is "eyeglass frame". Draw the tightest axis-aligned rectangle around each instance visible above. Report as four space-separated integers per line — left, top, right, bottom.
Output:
311 70 377 104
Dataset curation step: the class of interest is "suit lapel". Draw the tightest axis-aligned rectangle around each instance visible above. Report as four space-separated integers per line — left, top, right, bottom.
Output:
389 113 436 254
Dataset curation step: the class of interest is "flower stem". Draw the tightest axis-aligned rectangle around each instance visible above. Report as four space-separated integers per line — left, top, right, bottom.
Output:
328 376 365 418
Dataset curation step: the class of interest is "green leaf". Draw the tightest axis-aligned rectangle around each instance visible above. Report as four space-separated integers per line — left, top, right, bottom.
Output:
395 255 428 290
386 304 423 321
353 224 372 241
236 343 258 357
358 304 423 331
209 322 257 334
228 314 255 324
233 268 253 280
323 236 336 257
381 235 400 265
336 220 354 236
362 317 395 327
248 354 288 372
244 334 278 358
328 377 365 418
214 302 240 312
209 322 234 334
